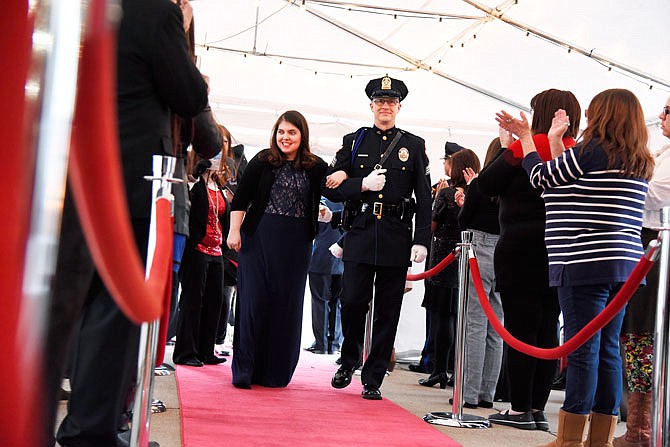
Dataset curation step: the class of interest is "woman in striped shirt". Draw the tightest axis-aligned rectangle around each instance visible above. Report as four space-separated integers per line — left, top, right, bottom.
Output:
497 88 654 447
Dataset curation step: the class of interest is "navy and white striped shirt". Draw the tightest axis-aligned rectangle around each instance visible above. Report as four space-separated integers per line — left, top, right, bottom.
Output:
522 141 648 287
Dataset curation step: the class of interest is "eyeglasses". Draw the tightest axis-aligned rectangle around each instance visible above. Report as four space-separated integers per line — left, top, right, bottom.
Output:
663 106 670 117
372 98 400 106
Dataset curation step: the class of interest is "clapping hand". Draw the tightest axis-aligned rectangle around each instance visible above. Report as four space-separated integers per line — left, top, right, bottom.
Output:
496 110 531 139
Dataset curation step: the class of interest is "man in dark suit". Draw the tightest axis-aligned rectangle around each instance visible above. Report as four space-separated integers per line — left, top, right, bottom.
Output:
46 1 216 446
306 197 345 354
323 76 431 400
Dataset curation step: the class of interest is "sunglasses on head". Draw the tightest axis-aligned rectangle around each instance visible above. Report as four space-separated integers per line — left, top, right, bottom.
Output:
664 106 670 116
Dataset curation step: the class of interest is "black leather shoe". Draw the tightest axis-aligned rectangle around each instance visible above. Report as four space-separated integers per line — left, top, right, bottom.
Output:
233 382 251 389
331 367 354 389
201 356 227 365
362 385 382 400
478 400 494 408
449 398 478 409
216 350 230 357
174 358 204 367
418 372 448 389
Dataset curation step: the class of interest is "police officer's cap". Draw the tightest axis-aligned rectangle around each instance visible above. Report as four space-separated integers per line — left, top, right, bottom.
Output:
442 142 465 159
365 76 408 101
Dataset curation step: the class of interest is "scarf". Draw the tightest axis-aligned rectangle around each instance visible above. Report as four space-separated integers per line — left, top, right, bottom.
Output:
509 133 576 162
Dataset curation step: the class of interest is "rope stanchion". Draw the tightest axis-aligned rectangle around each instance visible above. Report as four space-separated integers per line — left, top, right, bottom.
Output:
424 231 490 429
69 0 171 324
406 248 460 281
470 245 658 360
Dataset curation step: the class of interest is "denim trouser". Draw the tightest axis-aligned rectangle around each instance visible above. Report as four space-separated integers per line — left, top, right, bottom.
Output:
559 283 625 415
464 229 503 404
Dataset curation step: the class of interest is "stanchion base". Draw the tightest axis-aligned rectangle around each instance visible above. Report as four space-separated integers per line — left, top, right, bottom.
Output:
423 412 490 429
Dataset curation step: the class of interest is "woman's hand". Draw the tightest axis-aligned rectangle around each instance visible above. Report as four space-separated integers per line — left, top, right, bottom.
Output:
496 110 531 140
548 109 570 141
498 125 515 148
227 229 241 252
454 187 465 207
434 178 449 193
325 170 348 188
463 167 478 185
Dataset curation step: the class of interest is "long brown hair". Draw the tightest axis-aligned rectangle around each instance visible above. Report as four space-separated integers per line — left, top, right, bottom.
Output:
209 124 232 188
450 148 480 189
580 89 654 180
264 110 317 169
483 137 502 169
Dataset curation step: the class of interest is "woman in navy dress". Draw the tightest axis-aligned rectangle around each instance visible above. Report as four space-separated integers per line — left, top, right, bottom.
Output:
227 110 328 388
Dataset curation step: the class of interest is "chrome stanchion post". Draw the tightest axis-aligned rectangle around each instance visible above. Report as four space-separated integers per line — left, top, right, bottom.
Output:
652 206 670 447
131 155 179 447
424 231 489 429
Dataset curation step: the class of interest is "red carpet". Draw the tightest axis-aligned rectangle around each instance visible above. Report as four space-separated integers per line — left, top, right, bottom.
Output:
176 352 461 447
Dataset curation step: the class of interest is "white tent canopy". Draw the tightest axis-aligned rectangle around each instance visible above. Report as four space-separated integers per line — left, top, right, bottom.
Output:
191 0 669 353
193 1 668 162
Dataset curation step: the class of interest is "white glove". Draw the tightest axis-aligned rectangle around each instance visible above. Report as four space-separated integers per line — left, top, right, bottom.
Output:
318 205 333 223
329 243 344 259
361 169 387 192
410 244 428 263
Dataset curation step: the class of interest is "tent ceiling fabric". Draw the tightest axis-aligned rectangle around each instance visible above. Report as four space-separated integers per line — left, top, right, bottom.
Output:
192 0 669 169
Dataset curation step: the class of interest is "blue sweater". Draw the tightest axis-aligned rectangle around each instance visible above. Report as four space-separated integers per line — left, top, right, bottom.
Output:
522 141 648 287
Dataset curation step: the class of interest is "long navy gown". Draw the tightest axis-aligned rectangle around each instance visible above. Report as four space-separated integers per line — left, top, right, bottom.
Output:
232 162 312 387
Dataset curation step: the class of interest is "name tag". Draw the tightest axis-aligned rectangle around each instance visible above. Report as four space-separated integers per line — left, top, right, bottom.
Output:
357 154 368 157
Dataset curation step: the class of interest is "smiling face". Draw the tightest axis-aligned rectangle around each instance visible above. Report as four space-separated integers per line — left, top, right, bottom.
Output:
370 96 401 130
660 96 670 140
276 120 302 160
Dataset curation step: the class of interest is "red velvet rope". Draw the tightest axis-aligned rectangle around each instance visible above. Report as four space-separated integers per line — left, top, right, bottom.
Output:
406 249 460 281
69 0 171 323
1 3 38 446
469 254 655 360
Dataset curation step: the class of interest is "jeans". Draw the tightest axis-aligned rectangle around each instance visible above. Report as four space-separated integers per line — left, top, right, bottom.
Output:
559 283 625 415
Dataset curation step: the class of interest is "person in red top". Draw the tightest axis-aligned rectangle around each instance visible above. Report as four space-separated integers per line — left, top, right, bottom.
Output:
173 151 231 367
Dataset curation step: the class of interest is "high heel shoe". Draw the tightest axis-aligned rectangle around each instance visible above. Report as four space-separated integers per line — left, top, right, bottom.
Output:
418 372 448 389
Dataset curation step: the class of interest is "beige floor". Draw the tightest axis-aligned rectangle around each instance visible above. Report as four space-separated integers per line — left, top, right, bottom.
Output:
56 348 628 447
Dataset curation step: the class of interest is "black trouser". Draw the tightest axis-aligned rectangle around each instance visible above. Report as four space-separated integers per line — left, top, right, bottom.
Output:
500 286 560 412
173 249 225 362
430 309 456 376
339 262 406 389
50 189 149 447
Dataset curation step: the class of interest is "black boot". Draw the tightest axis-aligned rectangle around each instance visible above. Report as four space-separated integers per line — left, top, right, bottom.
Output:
418 372 448 389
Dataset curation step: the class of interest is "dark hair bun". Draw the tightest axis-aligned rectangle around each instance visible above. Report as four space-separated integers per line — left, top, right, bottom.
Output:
194 159 212 179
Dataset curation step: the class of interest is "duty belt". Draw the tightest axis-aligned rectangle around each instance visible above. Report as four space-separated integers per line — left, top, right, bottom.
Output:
360 201 403 219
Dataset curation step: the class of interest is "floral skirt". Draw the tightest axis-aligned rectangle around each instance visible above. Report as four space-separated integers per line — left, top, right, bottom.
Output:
621 332 654 393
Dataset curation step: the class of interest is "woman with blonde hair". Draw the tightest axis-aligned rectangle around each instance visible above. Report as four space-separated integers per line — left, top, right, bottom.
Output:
498 88 654 446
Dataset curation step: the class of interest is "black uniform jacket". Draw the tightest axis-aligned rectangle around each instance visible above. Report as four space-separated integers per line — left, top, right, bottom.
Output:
323 126 431 267
117 0 210 219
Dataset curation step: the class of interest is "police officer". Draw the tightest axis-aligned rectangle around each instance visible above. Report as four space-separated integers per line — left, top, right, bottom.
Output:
323 76 431 400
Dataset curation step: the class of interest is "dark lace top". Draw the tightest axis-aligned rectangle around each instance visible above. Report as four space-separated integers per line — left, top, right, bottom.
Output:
266 161 310 218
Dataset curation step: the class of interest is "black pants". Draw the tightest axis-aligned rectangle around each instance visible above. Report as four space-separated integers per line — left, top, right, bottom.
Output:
50 190 149 447
173 249 225 362
339 262 406 388
500 286 560 412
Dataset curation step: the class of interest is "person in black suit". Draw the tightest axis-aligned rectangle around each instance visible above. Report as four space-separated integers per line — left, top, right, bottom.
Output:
46 1 215 446
306 197 345 354
324 76 431 400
